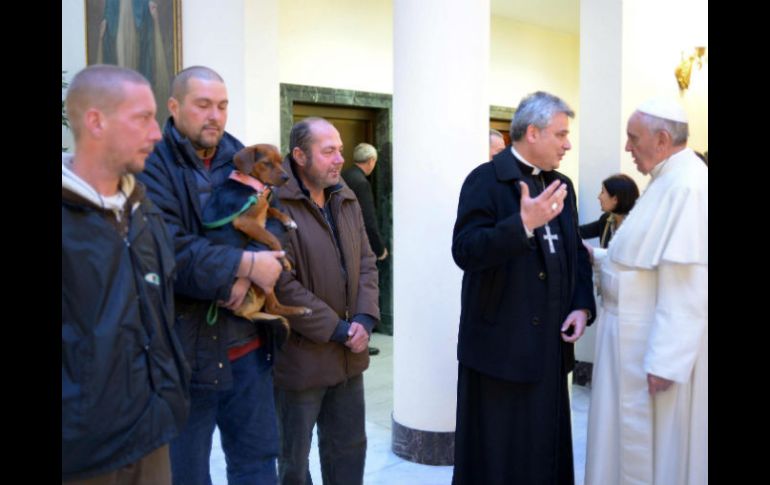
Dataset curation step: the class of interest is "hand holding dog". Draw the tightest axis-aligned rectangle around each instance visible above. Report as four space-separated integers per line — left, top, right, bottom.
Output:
221 277 252 310
346 322 370 354
239 250 285 294
519 180 567 232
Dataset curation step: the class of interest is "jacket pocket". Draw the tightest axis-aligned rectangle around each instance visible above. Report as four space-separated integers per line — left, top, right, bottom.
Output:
62 321 94 440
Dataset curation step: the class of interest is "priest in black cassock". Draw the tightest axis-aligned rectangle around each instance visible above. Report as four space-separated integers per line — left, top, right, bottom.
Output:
451 91 596 485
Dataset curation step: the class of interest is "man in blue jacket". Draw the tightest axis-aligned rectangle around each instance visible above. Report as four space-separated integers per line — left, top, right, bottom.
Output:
138 66 284 485
62 65 189 484
451 91 595 485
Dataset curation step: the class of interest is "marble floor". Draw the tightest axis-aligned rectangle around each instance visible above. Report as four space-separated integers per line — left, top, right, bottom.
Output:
210 333 591 485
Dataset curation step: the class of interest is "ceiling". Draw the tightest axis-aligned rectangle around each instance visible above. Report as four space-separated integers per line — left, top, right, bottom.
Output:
491 0 579 35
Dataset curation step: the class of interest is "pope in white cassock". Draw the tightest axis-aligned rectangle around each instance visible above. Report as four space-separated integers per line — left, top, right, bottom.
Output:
584 98 707 485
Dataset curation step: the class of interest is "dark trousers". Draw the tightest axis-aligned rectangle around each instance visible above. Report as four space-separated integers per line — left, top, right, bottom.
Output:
63 445 171 485
170 347 279 485
274 374 367 485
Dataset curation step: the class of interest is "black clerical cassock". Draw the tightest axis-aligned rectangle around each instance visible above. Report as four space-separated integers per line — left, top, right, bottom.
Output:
451 148 595 485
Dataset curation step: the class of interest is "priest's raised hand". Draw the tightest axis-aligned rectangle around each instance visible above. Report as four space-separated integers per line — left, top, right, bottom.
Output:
519 179 568 231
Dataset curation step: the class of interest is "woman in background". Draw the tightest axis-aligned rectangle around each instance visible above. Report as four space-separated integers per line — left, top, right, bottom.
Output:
579 173 639 248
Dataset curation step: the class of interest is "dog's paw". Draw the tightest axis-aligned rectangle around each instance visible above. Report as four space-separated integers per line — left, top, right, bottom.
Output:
285 220 298 230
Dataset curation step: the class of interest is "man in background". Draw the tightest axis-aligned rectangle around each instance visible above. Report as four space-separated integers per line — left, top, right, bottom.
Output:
489 128 506 158
342 142 388 356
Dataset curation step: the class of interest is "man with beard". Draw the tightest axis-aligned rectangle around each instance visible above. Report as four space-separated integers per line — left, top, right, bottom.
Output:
138 66 284 485
272 117 380 484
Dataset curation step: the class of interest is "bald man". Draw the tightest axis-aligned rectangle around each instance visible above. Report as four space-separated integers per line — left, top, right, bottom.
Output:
62 64 189 484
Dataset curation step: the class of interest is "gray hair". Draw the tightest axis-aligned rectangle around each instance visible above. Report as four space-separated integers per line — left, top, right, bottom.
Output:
353 143 377 163
635 111 689 146
509 91 574 142
489 129 504 139
171 65 225 101
66 64 151 140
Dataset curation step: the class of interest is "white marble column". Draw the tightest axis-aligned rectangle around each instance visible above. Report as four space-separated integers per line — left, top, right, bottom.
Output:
392 0 490 465
575 0 624 365
183 0 280 146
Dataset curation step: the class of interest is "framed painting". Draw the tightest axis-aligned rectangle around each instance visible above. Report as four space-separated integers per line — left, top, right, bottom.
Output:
85 0 182 124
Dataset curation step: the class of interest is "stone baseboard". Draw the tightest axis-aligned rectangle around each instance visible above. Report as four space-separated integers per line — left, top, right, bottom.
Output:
391 415 454 466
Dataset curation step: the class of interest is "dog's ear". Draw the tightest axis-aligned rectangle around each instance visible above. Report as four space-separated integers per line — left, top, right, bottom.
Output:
254 144 282 165
233 146 257 174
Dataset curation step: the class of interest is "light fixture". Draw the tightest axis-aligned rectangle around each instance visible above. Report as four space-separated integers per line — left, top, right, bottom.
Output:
675 46 707 92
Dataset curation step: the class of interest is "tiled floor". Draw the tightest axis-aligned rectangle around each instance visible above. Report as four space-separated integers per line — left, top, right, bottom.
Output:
210 333 590 485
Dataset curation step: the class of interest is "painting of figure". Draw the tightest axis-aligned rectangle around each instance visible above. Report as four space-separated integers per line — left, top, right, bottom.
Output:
86 0 181 124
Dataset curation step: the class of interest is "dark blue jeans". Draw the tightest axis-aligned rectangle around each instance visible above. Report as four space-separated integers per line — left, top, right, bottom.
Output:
170 347 278 485
274 374 367 485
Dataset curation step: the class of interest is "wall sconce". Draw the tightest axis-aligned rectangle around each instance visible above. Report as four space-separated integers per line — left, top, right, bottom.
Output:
675 46 707 91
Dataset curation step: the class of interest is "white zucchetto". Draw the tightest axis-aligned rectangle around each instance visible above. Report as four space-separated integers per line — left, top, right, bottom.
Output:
636 98 689 123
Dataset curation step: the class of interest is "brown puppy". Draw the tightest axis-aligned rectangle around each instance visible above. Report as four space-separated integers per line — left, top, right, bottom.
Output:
223 144 311 330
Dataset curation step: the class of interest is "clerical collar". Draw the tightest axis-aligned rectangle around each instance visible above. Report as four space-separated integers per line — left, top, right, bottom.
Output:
511 146 541 175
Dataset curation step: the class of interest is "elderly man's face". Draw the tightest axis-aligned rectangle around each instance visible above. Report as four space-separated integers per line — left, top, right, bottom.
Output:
625 112 662 175
490 135 505 158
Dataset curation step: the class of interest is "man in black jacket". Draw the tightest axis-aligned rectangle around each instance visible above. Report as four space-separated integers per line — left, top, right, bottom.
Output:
62 65 189 484
342 143 387 261
137 66 284 485
452 91 596 485
342 142 387 355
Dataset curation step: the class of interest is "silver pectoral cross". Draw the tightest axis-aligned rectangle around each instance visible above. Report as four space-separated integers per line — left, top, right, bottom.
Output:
543 223 559 254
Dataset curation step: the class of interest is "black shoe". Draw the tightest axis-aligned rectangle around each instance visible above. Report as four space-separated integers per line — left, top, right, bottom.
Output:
368 346 380 356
